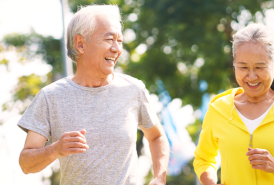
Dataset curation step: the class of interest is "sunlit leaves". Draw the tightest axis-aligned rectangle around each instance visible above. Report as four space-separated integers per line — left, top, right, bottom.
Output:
4 31 63 74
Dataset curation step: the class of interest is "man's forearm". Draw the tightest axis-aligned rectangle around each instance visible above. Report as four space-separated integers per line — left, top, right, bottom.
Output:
149 135 170 181
19 143 57 174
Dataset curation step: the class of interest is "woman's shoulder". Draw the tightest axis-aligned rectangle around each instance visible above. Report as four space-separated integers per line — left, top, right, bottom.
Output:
203 88 243 122
211 88 243 104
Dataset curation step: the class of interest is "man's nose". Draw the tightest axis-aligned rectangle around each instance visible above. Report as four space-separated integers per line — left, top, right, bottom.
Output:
110 41 122 53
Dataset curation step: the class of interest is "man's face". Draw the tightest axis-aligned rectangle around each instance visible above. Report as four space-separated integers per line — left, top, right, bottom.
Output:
82 16 123 77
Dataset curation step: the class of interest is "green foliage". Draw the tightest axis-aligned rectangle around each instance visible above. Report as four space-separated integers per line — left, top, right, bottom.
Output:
68 0 123 12
124 0 271 108
43 167 61 185
67 1 273 184
186 119 202 143
4 32 63 74
2 73 51 115
0 58 9 66
2 1 273 184
144 169 154 185
166 160 196 185
68 0 273 109
14 73 51 101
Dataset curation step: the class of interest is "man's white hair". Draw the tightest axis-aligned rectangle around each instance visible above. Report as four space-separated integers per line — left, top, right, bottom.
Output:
67 4 121 62
232 23 274 61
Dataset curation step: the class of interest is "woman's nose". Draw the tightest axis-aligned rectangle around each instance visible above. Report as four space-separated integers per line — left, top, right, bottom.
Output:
247 70 258 80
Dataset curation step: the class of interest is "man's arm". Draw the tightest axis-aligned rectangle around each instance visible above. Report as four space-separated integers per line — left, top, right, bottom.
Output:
140 122 169 185
19 130 89 174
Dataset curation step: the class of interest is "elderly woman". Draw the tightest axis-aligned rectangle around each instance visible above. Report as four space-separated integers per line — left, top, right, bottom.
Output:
193 24 274 185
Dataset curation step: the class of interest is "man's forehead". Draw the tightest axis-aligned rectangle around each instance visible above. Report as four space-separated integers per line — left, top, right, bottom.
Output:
94 15 121 28
104 31 123 37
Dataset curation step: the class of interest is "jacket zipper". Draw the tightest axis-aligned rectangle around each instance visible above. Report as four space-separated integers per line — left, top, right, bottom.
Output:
249 134 258 185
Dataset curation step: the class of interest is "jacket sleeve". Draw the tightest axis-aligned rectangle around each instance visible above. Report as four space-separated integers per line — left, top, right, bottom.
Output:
193 104 219 182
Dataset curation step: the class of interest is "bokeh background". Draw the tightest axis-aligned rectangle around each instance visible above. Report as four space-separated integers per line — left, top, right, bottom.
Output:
0 0 274 184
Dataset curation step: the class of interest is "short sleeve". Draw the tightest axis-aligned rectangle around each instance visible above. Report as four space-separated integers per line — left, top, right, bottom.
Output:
17 89 51 139
138 87 159 129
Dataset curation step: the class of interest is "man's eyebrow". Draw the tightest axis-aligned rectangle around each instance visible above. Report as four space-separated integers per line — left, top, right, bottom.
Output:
104 32 115 37
104 32 123 39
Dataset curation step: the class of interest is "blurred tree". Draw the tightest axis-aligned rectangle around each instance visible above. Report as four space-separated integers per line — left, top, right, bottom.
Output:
124 0 273 108
4 31 63 76
68 0 273 109
67 0 273 184
2 32 62 115
1 0 273 184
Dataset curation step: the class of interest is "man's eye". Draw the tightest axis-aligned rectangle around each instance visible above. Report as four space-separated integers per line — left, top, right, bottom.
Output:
240 67 247 69
118 40 123 43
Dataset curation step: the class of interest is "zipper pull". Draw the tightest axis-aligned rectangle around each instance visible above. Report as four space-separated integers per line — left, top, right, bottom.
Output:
249 134 253 148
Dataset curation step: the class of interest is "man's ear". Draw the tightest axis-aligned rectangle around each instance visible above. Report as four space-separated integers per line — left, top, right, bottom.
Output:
74 35 85 54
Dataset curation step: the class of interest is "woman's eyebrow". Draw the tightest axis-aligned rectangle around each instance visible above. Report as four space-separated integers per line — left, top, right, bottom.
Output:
236 62 267 65
255 62 267 65
236 62 247 64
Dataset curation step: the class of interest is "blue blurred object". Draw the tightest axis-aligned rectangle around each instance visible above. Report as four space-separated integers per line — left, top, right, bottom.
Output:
199 93 210 121
199 80 208 92
156 80 193 176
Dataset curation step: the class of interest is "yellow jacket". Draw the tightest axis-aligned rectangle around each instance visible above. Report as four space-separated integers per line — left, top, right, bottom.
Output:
194 88 274 185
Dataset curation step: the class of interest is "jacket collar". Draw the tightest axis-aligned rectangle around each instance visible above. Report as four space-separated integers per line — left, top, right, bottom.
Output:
210 88 274 133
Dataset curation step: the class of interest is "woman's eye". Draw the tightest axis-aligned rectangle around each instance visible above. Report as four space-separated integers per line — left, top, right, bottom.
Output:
241 67 248 69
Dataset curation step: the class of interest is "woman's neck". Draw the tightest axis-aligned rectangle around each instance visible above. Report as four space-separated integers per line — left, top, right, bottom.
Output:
242 90 274 104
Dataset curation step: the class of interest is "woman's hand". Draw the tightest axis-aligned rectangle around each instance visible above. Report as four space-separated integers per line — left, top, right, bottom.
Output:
246 148 274 173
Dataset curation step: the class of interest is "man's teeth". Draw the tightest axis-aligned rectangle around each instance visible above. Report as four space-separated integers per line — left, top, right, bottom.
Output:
105 57 115 61
248 82 260 86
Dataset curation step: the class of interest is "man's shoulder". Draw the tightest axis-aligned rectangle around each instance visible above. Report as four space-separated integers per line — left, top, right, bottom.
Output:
115 73 145 89
41 77 71 95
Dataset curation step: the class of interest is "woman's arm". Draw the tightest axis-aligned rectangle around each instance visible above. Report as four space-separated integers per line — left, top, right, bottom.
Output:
193 105 220 184
200 171 223 185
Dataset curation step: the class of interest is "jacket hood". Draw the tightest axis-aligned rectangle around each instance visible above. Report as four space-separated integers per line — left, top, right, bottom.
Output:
210 88 244 120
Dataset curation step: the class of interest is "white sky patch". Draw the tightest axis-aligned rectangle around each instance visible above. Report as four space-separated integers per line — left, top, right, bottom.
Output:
0 0 73 39
265 9 274 31
123 29 136 43
0 48 53 185
0 115 59 185
128 13 138 22
163 46 172 54
136 43 147 55
0 48 52 106
194 58 204 68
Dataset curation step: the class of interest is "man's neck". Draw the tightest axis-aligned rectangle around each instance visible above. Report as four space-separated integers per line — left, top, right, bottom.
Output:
72 70 114 88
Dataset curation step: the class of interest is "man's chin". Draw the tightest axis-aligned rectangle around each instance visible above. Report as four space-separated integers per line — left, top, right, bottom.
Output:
102 68 114 76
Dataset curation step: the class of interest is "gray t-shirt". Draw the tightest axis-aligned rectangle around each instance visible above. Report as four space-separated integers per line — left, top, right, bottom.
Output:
18 73 158 185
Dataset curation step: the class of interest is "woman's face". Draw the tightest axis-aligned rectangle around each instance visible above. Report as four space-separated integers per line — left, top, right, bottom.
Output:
234 42 274 98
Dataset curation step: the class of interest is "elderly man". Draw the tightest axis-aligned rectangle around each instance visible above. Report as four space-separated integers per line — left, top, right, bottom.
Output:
18 4 169 185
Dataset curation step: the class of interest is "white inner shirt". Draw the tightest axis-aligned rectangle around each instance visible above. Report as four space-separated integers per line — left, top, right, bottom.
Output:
236 102 274 134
